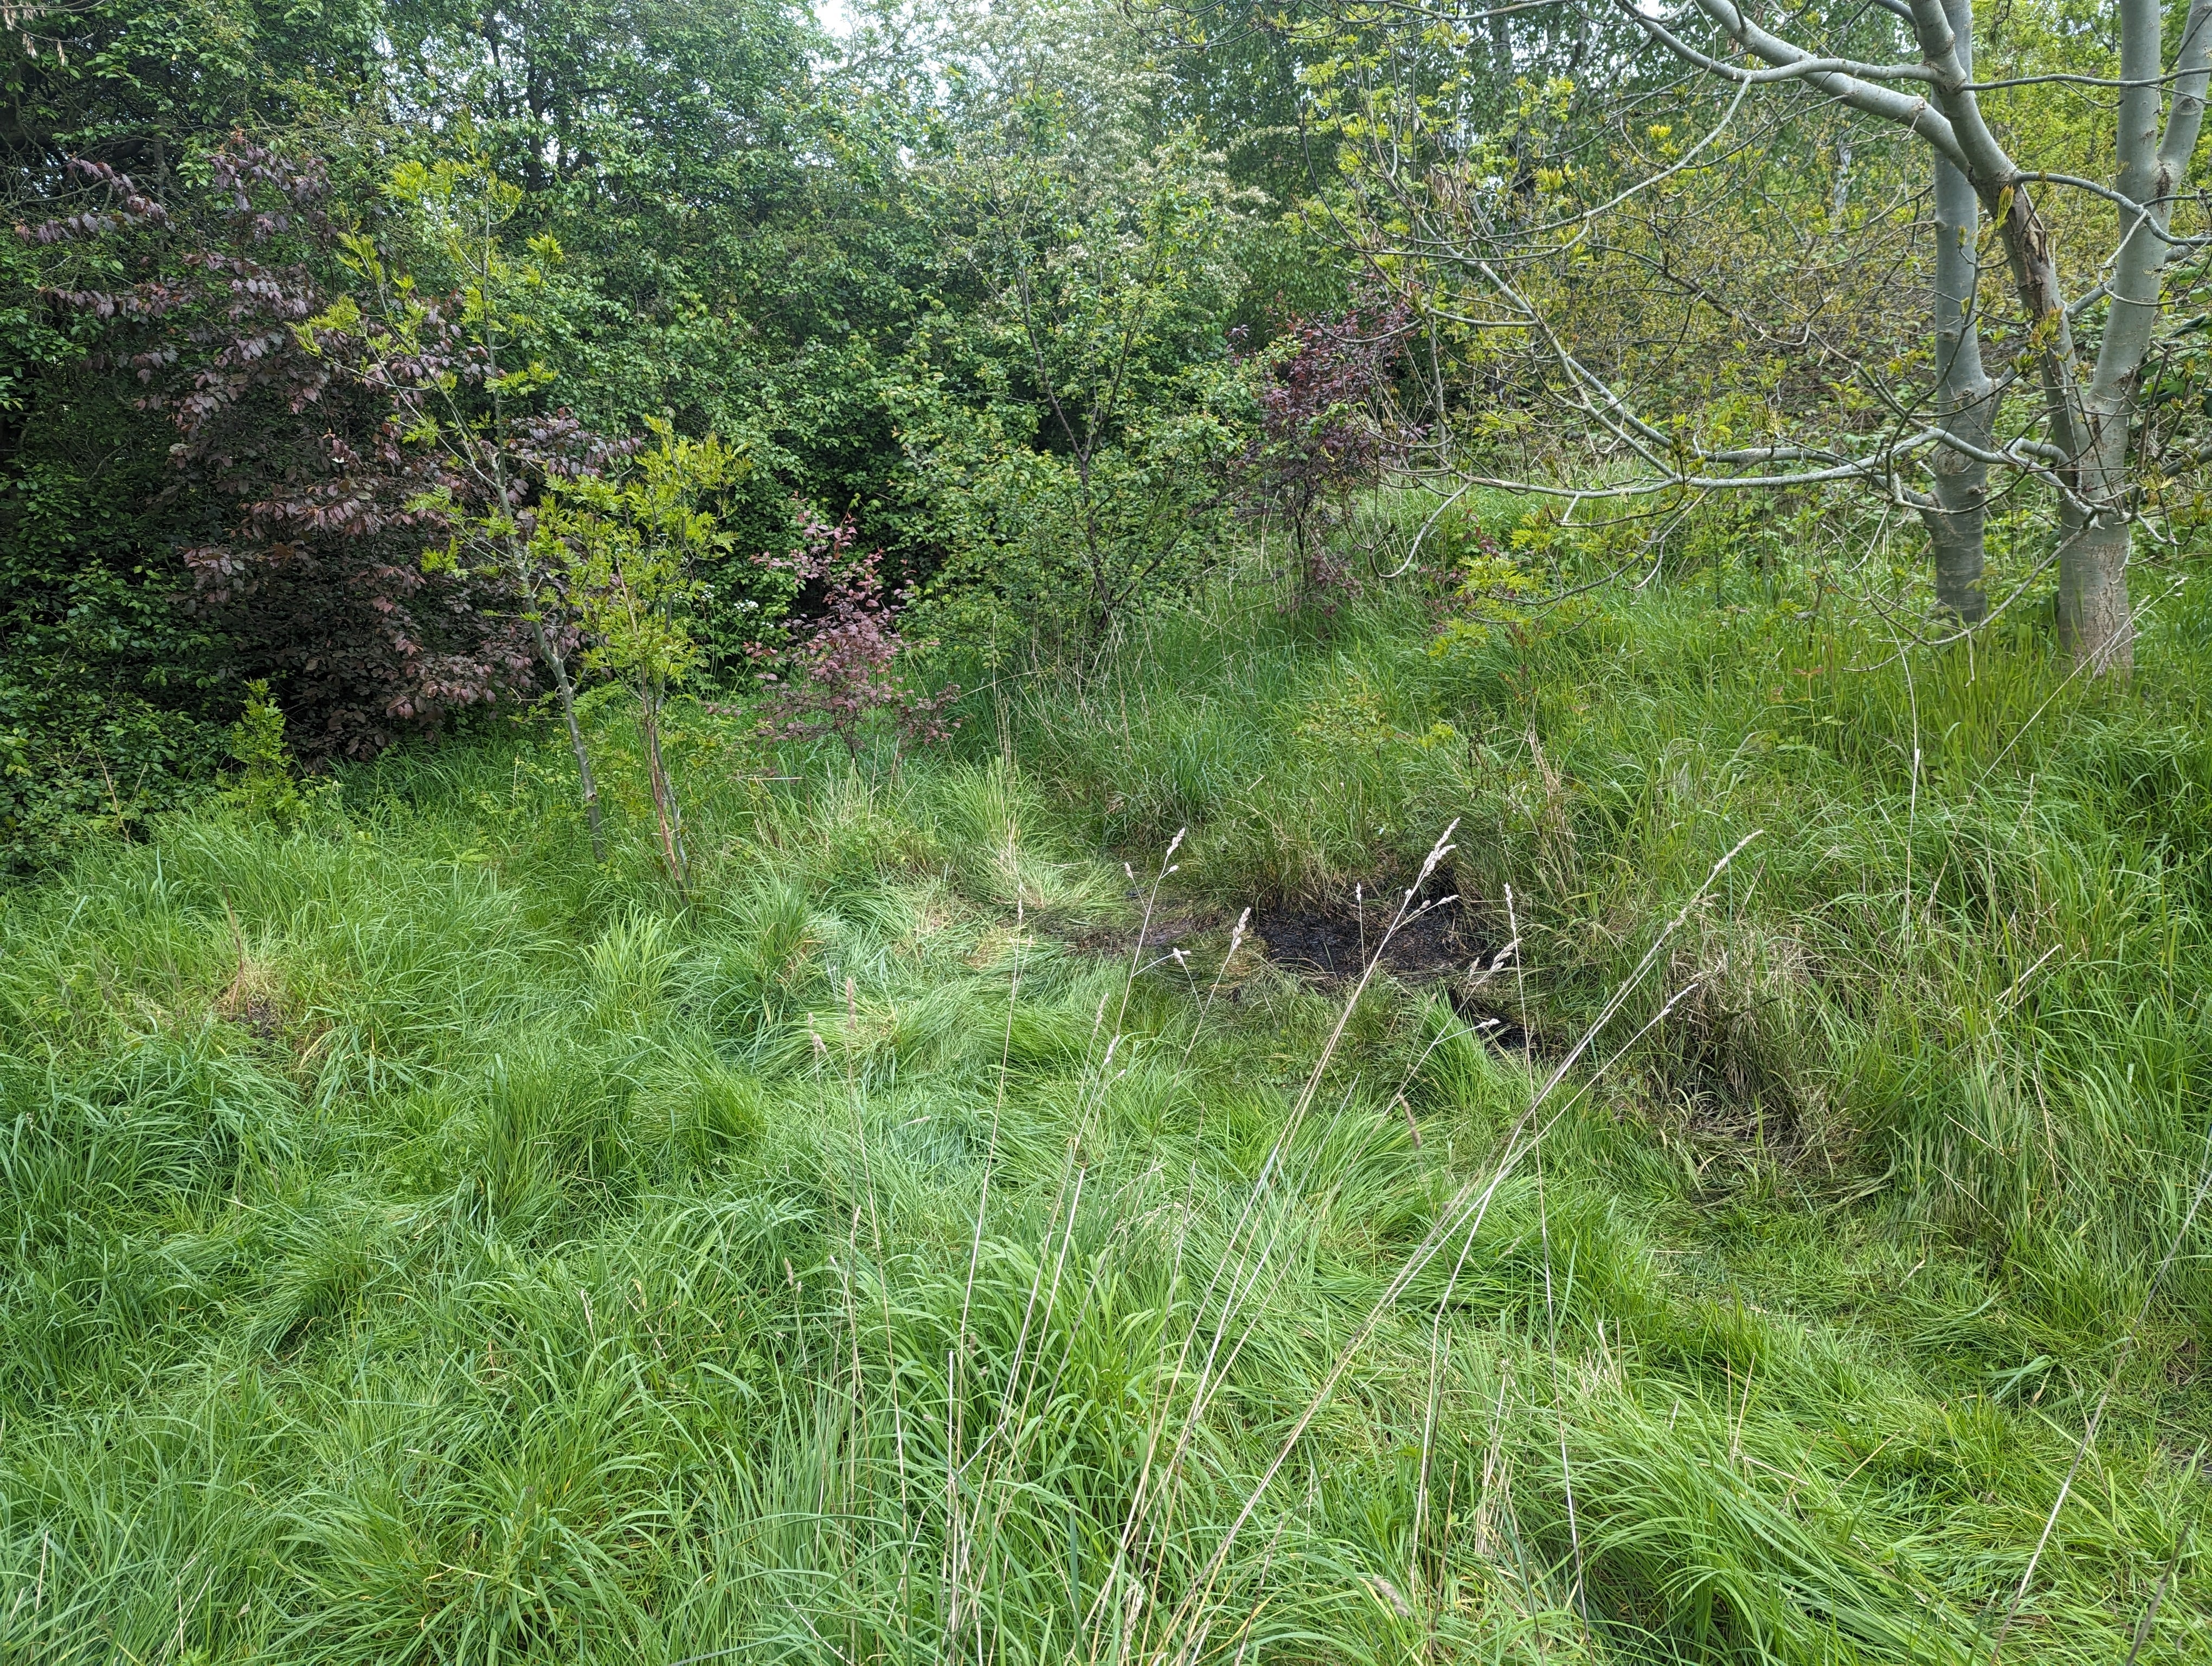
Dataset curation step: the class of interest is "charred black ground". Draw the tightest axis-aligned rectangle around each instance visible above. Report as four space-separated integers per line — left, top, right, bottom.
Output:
1247 890 1487 984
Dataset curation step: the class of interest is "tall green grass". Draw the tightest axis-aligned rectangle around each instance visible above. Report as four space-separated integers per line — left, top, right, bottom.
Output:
3 550 2208 1662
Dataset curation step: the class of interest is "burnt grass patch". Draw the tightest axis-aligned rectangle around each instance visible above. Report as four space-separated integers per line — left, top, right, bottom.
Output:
1247 891 1488 984
1089 888 1493 983
1086 884 1541 1051
1245 892 1568 1061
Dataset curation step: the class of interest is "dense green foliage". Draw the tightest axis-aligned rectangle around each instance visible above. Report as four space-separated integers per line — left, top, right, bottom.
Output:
1 0 1320 872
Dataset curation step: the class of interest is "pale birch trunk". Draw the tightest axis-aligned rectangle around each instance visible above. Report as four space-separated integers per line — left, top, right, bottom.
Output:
1909 0 2212 674
1922 0 1994 625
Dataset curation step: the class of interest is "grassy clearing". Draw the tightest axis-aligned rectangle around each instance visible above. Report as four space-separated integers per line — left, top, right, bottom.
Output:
4 552 2211 1663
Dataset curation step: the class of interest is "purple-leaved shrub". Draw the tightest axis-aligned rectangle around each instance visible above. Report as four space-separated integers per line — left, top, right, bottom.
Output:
1234 304 1418 606
749 514 959 757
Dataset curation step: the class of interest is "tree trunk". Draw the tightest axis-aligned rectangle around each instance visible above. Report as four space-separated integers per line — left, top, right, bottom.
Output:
1921 0 1994 625
532 619 606 863
639 680 688 895
1926 389 1994 623
1907 0 2114 663
2055 514 2133 673
2042 0 2158 677
2046 0 2203 678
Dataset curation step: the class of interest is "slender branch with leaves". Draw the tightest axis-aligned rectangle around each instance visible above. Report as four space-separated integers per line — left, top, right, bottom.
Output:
300 155 632 856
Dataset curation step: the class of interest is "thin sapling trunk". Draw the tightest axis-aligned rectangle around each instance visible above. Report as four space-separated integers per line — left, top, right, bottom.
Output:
550 420 734 893
638 672 688 897
530 616 606 863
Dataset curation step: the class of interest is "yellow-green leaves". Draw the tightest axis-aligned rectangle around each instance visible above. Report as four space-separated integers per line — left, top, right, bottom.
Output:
294 293 361 355
534 424 747 892
541 424 749 697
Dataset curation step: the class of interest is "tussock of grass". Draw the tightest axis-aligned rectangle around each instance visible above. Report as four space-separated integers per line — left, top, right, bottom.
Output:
4 569 2210 1662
